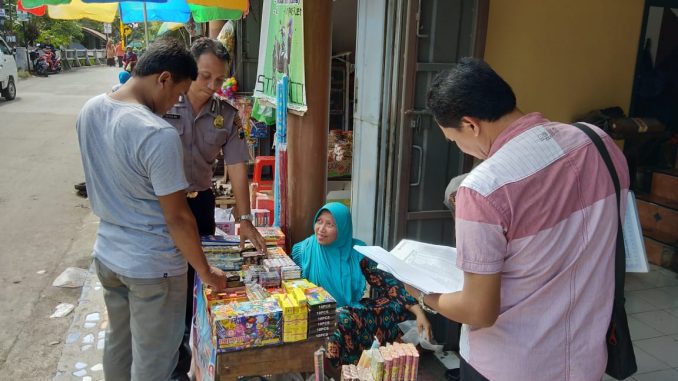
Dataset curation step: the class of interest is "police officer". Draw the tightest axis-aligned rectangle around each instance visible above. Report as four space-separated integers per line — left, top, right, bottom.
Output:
163 37 267 381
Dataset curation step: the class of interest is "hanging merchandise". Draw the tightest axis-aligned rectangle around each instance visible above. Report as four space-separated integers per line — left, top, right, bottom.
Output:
273 75 289 230
254 0 307 114
250 120 269 139
251 98 276 125
219 76 238 99
216 21 237 77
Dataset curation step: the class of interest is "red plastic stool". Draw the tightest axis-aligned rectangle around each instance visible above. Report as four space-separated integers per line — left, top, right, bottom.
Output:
253 156 275 192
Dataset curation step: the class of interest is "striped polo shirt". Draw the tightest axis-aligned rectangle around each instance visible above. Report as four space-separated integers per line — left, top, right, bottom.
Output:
455 112 629 381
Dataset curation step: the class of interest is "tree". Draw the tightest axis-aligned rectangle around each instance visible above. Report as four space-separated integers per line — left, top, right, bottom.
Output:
23 20 39 45
37 19 84 48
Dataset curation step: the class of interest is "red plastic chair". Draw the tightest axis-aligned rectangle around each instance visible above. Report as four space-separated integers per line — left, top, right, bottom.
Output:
253 156 275 192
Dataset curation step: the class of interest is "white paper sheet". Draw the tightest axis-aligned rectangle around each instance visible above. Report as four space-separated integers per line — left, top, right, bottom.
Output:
623 191 650 273
355 239 463 294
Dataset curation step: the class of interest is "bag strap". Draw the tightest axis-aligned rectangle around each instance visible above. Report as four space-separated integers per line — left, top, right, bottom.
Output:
572 123 626 302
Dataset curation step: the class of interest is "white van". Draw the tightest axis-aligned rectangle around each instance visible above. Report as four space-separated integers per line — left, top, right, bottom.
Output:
0 36 18 100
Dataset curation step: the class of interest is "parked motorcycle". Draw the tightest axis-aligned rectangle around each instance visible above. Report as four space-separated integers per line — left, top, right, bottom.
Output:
29 49 49 77
43 48 62 74
29 47 62 76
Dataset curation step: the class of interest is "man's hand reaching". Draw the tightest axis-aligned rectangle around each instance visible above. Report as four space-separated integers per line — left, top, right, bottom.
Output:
239 219 267 252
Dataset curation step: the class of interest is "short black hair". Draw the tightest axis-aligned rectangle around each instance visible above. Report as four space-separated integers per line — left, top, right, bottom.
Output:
133 38 198 82
190 37 230 62
427 57 516 128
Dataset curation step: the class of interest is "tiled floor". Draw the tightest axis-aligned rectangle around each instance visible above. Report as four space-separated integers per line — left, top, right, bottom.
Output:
603 265 678 381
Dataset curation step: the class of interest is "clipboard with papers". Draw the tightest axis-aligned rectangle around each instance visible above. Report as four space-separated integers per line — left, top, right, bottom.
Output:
354 239 464 295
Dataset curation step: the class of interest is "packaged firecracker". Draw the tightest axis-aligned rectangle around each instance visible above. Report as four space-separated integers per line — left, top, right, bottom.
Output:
282 279 316 293
243 265 265 284
274 294 308 343
307 324 334 336
267 287 286 297
205 252 243 271
203 286 248 308
380 346 393 381
241 250 267 267
308 310 336 324
224 271 243 288
251 208 271 227
258 271 281 288
246 283 270 300
341 365 359 381
386 344 399 381
307 331 332 339
266 246 287 257
398 343 409 381
359 367 375 381
394 343 409 381
307 319 336 335
281 264 302 280
370 348 384 381
407 343 419 381
255 226 286 246
304 287 337 311
211 298 282 352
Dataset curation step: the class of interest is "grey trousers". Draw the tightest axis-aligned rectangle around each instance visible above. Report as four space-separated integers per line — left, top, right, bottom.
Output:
95 258 187 381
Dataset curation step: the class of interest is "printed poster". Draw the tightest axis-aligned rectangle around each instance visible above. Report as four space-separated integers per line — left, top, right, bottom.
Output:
253 0 307 114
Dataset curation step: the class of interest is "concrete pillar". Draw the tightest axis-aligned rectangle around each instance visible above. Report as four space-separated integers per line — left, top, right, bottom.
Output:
286 0 332 246
209 21 227 38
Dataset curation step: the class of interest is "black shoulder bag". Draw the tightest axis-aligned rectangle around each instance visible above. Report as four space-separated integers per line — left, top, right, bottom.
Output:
572 123 637 379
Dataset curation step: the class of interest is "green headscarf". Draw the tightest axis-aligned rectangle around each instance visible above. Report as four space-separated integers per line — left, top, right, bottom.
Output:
292 202 366 308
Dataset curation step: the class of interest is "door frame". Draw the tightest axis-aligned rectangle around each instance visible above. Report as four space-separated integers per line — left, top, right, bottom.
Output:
629 0 678 117
390 0 489 247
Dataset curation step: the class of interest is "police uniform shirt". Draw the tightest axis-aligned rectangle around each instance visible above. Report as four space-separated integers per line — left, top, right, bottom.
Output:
163 95 249 192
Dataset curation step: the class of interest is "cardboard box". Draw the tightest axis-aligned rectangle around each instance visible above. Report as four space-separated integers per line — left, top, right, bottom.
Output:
211 298 282 353
304 287 337 311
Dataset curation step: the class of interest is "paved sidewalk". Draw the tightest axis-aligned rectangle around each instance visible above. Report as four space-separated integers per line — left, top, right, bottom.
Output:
53 262 107 381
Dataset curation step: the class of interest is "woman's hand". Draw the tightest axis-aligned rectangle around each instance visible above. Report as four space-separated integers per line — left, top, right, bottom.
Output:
408 303 432 342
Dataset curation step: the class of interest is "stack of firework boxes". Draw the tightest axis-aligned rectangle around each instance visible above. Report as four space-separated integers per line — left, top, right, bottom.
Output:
193 226 338 381
277 279 338 342
342 342 420 381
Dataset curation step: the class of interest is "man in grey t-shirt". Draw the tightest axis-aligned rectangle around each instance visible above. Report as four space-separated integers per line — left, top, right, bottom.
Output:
76 38 227 381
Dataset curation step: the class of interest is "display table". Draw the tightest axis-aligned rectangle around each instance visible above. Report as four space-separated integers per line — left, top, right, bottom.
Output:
215 196 237 209
216 337 326 381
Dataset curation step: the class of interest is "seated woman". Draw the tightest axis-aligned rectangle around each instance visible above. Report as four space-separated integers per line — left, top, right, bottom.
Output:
292 202 431 367
122 47 138 73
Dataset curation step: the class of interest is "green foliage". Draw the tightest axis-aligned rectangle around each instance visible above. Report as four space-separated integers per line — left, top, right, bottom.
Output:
23 21 40 46
37 19 84 48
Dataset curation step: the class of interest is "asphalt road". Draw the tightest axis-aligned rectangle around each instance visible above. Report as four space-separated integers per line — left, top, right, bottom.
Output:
0 66 118 380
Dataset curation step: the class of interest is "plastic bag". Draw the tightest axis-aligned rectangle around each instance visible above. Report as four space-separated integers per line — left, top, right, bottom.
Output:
50 303 75 318
398 320 444 353
52 267 89 288
214 207 235 235
217 20 236 75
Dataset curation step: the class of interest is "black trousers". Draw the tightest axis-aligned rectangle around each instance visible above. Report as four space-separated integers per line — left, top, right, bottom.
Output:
173 190 216 376
460 357 489 381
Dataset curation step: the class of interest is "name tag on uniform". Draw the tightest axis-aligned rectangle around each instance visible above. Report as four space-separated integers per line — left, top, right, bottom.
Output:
163 113 181 119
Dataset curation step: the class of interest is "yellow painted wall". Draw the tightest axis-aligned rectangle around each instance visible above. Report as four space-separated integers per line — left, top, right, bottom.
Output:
484 0 645 122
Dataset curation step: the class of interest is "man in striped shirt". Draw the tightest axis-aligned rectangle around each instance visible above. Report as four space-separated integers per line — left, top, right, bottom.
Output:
410 58 629 381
